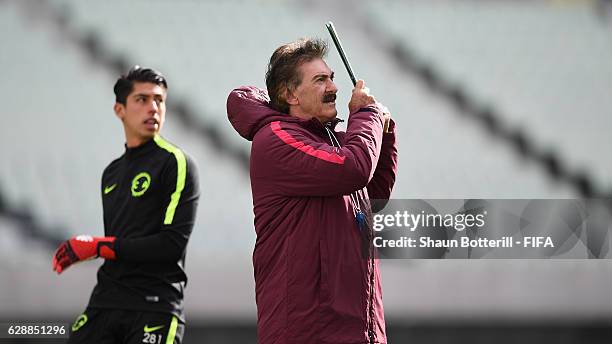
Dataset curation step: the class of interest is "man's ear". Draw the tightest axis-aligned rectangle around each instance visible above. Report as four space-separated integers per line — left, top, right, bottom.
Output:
285 88 299 106
114 103 125 120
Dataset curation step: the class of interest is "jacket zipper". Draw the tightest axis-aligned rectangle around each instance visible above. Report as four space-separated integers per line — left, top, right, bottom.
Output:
325 126 376 343
367 197 376 344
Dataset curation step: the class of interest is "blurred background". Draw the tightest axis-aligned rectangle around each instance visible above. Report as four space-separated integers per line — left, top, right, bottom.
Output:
1 0 612 342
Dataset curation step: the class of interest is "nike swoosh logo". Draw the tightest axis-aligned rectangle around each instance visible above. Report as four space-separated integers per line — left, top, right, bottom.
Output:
143 325 165 333
104 184 117 195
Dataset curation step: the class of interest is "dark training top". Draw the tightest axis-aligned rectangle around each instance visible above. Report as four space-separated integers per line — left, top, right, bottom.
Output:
87 135 199 321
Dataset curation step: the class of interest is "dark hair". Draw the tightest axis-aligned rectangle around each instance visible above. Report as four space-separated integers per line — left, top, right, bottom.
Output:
113 66 168 105
265 38 328 113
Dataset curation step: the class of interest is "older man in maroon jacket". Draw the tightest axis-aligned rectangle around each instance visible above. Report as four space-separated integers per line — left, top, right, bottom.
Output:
227 38 398 344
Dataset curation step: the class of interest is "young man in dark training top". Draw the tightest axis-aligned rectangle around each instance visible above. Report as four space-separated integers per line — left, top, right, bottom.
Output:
53 66 200 344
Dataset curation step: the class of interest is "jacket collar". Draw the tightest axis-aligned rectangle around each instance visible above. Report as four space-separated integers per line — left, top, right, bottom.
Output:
124 137 157 159
299 117 344 135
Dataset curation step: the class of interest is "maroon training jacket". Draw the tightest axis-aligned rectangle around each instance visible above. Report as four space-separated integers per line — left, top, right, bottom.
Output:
227 86 398 344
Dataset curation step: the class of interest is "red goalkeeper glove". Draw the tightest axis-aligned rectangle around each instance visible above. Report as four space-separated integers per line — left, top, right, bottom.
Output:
52 235 116 274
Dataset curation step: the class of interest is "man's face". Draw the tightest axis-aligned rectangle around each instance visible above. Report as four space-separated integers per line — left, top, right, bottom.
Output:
114 82 166 146
288 58 338 123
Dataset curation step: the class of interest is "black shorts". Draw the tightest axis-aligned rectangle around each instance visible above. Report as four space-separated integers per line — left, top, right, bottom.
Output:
67 308 184 344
